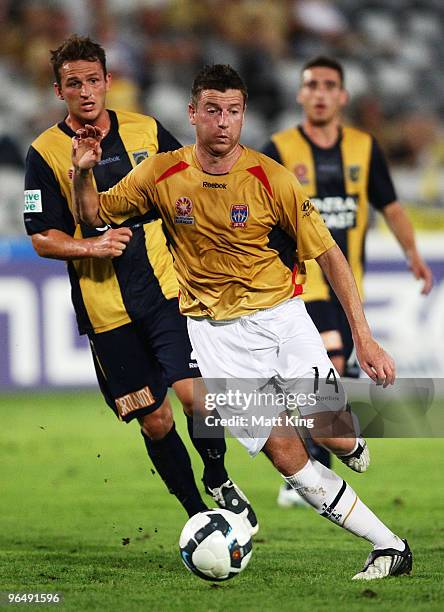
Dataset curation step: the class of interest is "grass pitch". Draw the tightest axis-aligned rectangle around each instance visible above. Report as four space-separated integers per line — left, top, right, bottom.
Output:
0 391 443 611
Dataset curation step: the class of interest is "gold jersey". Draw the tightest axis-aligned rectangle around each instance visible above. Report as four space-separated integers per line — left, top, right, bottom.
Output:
99 145 335 320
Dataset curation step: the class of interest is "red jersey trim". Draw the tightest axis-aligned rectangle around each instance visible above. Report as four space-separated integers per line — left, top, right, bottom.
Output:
156 161 189 184
247 165 273 198
292 263 303 297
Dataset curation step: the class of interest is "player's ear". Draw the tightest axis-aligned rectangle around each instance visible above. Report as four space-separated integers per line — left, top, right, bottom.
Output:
188 102 196 126
340 88 349 107
105 72 112 91
54 82 64 100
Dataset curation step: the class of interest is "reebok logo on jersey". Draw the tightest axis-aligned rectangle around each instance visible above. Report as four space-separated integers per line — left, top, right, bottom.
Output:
98 155 120 166
24 189 42 213
202 181 227 189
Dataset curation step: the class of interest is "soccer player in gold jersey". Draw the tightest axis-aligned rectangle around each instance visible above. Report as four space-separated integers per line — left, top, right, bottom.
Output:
71 64 413 580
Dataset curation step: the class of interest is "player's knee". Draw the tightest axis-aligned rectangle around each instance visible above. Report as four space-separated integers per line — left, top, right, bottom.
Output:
263 436 308 476
139 401 174 440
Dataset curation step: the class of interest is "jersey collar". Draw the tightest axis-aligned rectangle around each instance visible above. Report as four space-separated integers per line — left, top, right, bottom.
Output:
57 109 119 148
298 124 344 151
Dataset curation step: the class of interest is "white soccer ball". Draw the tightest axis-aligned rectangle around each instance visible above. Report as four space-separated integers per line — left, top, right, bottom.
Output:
179 509 253 581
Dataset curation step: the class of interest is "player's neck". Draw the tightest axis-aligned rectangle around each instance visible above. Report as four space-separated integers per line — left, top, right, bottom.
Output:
194 142 243 174
65 109 111 137
302 119 341 149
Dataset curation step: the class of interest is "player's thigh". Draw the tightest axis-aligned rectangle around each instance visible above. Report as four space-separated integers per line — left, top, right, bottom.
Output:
89 322 168 424
187 315 276 380
138 298 201 386
276 300 346 415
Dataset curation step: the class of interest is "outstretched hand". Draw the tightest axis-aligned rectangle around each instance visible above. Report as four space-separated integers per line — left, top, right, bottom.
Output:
72 124 104 170
355 335 396 387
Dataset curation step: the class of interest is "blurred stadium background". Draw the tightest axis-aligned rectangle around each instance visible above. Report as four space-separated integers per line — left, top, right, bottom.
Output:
1 0 444 391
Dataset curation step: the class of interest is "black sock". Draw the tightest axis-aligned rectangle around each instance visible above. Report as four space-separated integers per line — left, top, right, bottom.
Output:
306 437 331 468
141 424 208 517
186 414 228 490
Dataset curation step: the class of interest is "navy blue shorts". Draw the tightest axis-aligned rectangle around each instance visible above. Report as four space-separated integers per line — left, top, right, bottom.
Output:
305 299 354 362
89 298 200 423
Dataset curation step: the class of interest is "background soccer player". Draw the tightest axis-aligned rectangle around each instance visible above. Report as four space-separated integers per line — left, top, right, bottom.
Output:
71 64 413 580
24 36 257 530
262 56 433 506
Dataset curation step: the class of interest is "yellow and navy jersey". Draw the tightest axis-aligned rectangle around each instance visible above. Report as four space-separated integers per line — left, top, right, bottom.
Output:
262 125 397 301
96 145 335 320
24 109 181 334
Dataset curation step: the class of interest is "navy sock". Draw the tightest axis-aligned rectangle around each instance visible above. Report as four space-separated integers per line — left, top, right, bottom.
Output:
306 437 331 468
141 424 208 517
186 414 228 490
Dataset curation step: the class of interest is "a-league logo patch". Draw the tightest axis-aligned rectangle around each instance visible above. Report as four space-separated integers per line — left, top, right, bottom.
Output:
348 165 361 182
132 150 149 165
230 204 249 227
174 196 194 225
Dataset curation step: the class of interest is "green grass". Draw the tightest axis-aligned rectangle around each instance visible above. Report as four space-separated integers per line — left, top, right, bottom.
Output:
0 391 443 611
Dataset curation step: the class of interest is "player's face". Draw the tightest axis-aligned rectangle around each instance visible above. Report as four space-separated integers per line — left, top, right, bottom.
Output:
54 60 110 127
189 89 245 156
297 67 347 126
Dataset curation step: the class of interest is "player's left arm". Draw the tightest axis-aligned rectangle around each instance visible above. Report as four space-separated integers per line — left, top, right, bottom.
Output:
316 244 395 387
382 201 433 295
368 137 433 295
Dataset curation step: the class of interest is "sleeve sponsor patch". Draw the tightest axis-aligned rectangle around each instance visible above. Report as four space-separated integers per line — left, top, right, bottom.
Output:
24 189 42 213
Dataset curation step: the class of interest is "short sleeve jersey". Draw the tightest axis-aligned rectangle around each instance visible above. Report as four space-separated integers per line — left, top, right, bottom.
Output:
98 145 335 320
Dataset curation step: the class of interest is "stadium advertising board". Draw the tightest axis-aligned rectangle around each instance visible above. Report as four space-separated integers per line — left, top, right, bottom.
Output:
0 233 443 389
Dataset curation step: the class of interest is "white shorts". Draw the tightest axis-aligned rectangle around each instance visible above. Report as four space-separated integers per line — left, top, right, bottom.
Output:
187 298 346 456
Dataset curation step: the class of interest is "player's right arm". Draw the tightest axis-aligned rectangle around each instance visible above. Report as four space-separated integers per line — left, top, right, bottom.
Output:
25 139 131 260
72 124 155 228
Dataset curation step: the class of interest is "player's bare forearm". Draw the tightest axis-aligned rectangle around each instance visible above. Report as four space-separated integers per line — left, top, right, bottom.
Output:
383 201 433 294
316 245 371 341
316 245 395 385
71 124 105 228
32 228 132 260
72 168 103 227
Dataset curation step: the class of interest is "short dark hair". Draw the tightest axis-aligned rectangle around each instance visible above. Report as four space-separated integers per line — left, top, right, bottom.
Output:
301 56 344 87
50 34 107 86
191 64 248 106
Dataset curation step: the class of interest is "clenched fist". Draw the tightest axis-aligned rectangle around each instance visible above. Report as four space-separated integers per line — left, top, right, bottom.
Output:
91 227 133 258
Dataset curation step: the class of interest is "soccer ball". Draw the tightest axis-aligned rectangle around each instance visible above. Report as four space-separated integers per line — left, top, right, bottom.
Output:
179 509 253 581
